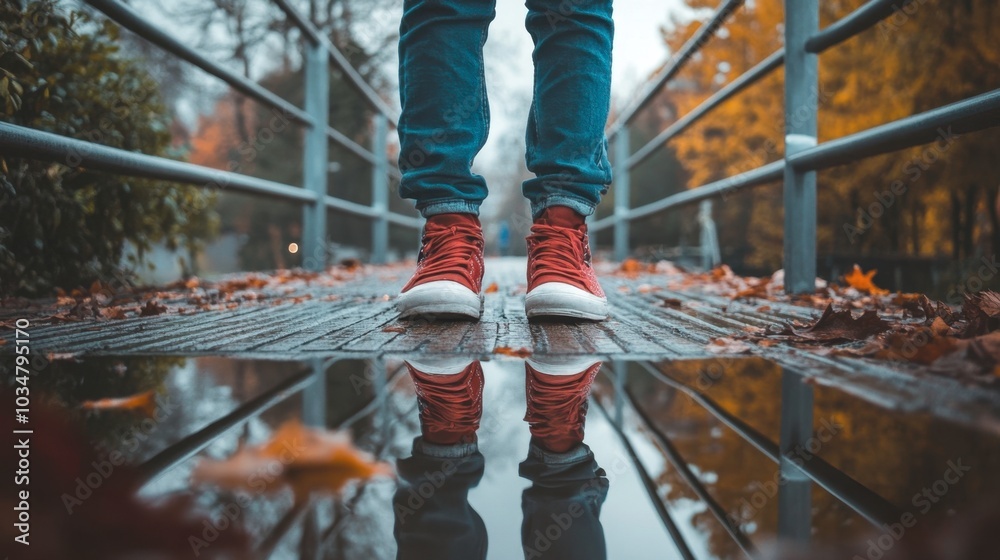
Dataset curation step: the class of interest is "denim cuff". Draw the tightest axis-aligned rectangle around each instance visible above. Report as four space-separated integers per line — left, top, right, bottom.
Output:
531 195 598 219
526 440 592 465
419 200 482 218
413 436 479 458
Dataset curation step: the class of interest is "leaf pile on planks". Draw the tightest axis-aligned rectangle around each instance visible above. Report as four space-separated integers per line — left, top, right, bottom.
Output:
616 260 1000 385
0 260 380 326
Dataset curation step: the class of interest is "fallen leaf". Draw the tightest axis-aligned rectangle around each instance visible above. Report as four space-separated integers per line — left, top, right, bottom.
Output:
140 300 168 317
843 264 889 296
382 325 406 333
930 317 951 336
184 277 201 289
101 307 128 320
790 305 891 343
756 305 772 313
706 337 752 355
192 420 392 498
495 346 532 357
961 290 1000 337
484 282 499 294
875 329 960 365
81 389 157 416
659 297 683 308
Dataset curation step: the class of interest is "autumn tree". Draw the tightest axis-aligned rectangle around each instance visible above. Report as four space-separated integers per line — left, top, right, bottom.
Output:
639 0 1000 287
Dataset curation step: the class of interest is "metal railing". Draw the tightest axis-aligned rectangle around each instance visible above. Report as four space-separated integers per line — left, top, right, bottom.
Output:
0 0 420 269
595 360 906 558
596 0 1000 293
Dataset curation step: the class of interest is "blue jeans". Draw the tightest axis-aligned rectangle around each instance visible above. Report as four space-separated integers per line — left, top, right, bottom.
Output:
398 0 614 219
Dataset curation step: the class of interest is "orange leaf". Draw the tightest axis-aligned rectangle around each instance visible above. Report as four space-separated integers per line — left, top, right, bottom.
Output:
843 264 889 296
484 282 499 294
495 346 532 357
81 389 157 416
192 420 392 497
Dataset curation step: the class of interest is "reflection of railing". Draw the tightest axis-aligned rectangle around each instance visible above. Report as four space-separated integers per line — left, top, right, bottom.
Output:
594 0 1000 292
594 361 906 558
0 0 420 267
134 358 406 556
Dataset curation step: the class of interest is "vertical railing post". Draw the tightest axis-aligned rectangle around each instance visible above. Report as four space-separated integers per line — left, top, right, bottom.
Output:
698 199 720 270
371 113 389 264
777 367 814 542
613 360 627 428
302 358 327 428
302 39 329 272
783 0 819 293
613 127 631 261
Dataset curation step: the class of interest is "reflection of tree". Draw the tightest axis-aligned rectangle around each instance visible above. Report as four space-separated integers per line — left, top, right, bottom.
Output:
628 358 1000 558
11 356 181 458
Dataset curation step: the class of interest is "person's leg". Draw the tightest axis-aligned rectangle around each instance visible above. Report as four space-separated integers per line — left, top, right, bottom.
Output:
522 1 614 321
397 0 496 217
522 0 614 218
395 0 496 320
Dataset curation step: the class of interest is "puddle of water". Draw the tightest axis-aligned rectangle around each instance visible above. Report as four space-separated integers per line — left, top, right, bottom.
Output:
3 356 677 559
4 355 998 559
614 358 1000 559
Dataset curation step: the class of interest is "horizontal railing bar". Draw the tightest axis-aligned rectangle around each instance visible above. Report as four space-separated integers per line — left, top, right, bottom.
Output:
136 367 316 486
322 194 421 229
805 0 897 54
386 212 422 229
789 88 1000 172
271 0 399 125
590 392 697 560
590 160 784 231
84 0 312 128
628 48 785 170
607 0 745 139
0 123 317 203
622 384 758 559
327 125 377 164
636 362 780 461
637 362 904 529
0 123 417 224
784 442 903 528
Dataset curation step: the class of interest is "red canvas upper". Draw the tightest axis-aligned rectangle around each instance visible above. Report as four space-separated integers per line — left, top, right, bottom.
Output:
402 213 485 294
407 361 484 446
526 206 604 296
524 361 601 453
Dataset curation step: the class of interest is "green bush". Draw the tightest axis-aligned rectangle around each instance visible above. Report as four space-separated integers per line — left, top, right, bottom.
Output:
0 1 217 297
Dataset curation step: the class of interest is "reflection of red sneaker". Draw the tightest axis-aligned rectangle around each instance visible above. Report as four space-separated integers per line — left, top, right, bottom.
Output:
524 357 602 453
525 207 608 320
405 358 484 445
397 213 485 319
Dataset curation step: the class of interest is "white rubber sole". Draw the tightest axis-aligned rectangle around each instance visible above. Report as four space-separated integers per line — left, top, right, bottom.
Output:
524 282 609 321
396 280 483 320
527 356 602 376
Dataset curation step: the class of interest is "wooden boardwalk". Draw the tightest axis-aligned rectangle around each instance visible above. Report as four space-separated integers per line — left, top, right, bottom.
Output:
3 258 999 432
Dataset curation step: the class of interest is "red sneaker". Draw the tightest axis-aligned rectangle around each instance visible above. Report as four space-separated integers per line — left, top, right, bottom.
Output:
524 357 602 453
405 358 484 446
397 213 485 319
525 206 609 320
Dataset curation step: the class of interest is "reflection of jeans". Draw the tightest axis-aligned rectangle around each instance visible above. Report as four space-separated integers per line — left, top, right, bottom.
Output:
397 0 614 219
520 442 608 560
393 438 608 560
394 437 487 560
